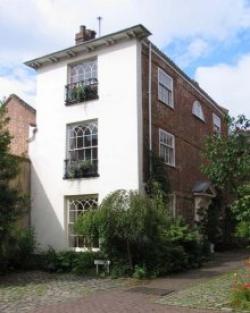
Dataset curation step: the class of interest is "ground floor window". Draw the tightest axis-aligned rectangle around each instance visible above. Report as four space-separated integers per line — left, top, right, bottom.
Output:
67 195 98 249
168 194 176 217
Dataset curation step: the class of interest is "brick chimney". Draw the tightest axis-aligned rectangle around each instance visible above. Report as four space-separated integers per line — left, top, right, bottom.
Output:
75 25 96 45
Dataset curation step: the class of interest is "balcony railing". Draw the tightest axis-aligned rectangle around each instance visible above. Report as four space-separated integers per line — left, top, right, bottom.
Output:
65 78 98 105
64 159 99 179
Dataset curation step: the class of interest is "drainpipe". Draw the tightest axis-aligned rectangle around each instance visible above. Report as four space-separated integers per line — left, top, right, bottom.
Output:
148 42 152 174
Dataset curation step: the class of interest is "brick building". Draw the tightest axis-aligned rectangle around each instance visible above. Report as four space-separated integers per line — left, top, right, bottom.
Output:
5 94 36 157
25 25 228 250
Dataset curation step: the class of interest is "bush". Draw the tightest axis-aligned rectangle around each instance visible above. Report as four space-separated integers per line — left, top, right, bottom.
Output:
74 189 207 277
40 249 104 275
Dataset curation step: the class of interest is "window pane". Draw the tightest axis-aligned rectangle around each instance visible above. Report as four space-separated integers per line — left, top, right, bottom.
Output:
76 136 83 148
84 135 92 147
85 148 91 160
92 134 98 146
92 147 98 160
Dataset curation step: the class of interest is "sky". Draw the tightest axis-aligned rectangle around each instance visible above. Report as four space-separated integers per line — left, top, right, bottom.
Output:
0 0 250 117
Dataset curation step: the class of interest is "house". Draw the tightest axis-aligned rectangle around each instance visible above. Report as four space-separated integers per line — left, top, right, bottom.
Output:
5 94 36 157
4 94 36 227
25 25 228 251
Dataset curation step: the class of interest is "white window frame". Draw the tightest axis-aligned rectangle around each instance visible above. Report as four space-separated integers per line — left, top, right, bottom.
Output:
67 120 98 164
69 59 97 84
158 67 174 108
213 113 221 134
159 129 175 167
168 193 176 218
66 195 99 251
192 100 205 121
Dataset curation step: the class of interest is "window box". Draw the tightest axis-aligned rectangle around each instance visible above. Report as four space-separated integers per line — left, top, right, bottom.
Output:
64 159 99 179
65 79 98 105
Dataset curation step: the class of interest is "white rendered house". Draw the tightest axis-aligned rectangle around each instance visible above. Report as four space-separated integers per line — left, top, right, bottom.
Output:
26 24 227 251
26 25 149 251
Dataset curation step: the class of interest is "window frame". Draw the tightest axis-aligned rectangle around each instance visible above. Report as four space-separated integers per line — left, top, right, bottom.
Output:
66 120 98 164
159 128 176 167
212 113 221 134
158 67 174 108
66 195 99 251
168 193 176 218
68 58 98 84
192 100 205 122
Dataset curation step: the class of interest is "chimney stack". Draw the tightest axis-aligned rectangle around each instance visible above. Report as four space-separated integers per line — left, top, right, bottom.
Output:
75 25 96 45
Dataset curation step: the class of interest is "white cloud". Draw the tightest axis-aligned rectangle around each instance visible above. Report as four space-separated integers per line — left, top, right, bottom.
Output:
0 66 36 106
175 38 209 68
195 54 250 117
1 0 250 108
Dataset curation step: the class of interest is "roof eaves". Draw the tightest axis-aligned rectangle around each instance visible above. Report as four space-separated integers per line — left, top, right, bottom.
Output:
25 24 151 69
149 41 227 117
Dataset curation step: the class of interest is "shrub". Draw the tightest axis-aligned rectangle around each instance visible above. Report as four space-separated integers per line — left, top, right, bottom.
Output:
75 189 206 277
40 249 103 275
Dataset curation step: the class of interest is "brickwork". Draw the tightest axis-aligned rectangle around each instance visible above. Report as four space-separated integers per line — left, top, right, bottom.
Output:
141 44 227 222
5 94 36 157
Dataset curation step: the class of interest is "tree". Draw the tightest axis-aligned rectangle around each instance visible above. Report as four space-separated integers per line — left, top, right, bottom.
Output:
202 114 250 242
202 115 250 194
231 184 250 239
0 103 27 270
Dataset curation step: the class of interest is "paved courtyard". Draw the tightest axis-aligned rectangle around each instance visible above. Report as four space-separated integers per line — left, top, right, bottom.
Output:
0 251 248 313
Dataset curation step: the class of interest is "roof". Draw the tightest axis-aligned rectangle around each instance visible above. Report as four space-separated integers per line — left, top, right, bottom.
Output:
24 24 227 115
192 181 216 197
4 94 36 114
25 24 151 69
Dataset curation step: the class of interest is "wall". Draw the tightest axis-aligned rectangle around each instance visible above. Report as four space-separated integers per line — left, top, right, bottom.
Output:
141 44 227 223
6 96 36 157
29 39 143 250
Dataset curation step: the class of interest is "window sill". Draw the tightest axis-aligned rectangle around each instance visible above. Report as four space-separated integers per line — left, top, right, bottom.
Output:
65 95 99 106
63 173 100 180
158 98 175 110
193 114 206 123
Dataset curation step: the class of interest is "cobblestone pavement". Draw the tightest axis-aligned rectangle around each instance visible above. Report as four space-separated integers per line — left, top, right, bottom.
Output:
0 271 127 313
0 251 248 313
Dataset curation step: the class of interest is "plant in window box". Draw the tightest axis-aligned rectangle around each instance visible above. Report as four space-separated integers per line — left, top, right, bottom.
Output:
75 85 86 102
77 160 93 173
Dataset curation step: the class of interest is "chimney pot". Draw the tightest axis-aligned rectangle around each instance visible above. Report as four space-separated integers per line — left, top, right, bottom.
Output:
75 25 96 45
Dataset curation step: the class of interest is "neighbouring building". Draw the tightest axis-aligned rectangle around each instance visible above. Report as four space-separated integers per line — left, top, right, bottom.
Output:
4 94 36 227
25 25 228 251
5 94 36 157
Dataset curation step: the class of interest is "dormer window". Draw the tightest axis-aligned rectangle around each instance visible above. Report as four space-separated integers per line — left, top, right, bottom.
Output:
65 59 98 105
192 100 205 121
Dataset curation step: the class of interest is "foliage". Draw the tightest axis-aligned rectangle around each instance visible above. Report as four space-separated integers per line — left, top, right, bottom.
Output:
232 184 250 239
231 264 250 311
202 114 250 194
75 189 206 277
0 104 30 272
146 152 170 197
40 249 104 274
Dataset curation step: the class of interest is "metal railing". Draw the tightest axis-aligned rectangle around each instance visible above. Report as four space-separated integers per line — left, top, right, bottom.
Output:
64 159 98 179
65 78 98 105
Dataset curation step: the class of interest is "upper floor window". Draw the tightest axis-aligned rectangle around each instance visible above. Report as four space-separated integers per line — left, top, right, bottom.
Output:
159 129 175 167
65 59 98 105
158 68 174 108
213 113 221 134
64 121 98 179
192 100 205 121
67 195 99 250
69 60 97 84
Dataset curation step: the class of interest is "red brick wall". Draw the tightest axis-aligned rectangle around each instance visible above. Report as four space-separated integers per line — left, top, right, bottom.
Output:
141 44 227 222
6 96 36 157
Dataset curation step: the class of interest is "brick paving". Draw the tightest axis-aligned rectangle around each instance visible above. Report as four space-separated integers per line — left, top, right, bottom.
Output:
0 251 248 313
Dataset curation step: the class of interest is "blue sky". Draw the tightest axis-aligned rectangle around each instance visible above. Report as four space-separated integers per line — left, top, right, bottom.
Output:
0 0 250 117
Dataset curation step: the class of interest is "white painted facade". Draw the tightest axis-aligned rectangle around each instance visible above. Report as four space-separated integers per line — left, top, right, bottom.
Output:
29 39 143 250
